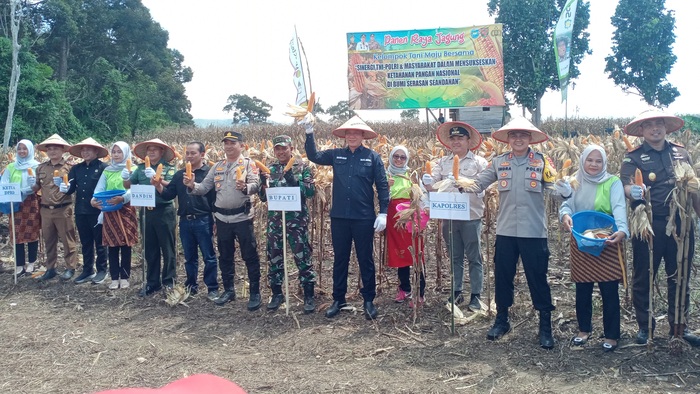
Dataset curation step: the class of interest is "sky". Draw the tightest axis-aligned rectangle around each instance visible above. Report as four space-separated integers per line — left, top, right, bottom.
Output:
140 0 699 124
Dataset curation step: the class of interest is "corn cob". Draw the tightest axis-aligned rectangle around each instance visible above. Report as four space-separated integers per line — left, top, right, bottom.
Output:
254 159 270 174
27 168 33 176
452 155 460 179
185 162 192 179
154 164 163 181
284 156 296 172
470 35 504 92
145 157 151 168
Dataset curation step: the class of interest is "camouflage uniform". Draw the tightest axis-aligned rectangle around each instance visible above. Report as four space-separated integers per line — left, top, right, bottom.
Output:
260 158 316 287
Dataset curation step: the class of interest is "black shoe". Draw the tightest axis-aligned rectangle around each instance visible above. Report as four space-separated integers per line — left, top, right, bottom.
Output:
207 290 220 302
247 293 262 311
364 301 378 320
487 309 511 340
37 269 57 282
636 329 651 345
539 311 554 349
325 300 347 318
468 294 482 311
602 341 618 353
303 283 315 314
214 290 235 305
91 271 107 284
267 293 284 311
73 270 95 284
60 269 75 280
671 328 700 347
138 285 162 297
447 292 464 305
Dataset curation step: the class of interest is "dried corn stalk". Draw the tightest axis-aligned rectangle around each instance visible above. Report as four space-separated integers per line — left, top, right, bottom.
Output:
164 284 190 307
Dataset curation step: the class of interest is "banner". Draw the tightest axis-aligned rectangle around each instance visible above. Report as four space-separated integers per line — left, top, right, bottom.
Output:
346 25 504 110
553 0 578 102
289 27 308 107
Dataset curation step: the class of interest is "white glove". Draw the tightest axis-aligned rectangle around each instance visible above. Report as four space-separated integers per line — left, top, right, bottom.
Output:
554 179 572 197
59 182 69 193
447 174 455 182
27 176 36 188
630 184 646 201
53 176 62 186
121 168 131 180
299 113 315 134
144 167 156 179
421 174 434 186
374 213 387 233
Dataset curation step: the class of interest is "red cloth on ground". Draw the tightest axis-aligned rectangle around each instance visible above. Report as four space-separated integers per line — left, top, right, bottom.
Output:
93 374 247 394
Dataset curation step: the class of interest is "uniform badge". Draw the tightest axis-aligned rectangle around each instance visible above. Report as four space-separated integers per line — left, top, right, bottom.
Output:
214 176 222 181
500 180 508 188
529 159 542 167
531 172 537 178
530 181 537 188
501 162 510 166
216 167 224 171
649 172 656 182
500 172 508 178
215 182 221 188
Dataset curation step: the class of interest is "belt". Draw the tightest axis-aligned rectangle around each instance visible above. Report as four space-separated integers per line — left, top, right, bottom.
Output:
214 203 248 216
41 202 71 210
182 213 208 220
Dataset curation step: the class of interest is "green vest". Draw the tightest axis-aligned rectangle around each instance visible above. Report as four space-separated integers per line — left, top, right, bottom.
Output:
104 170 125 191
5 163 22 183
389 175 412 200
594 176 619 215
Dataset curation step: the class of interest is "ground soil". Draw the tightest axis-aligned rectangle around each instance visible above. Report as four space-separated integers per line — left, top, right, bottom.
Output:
0 221 699 394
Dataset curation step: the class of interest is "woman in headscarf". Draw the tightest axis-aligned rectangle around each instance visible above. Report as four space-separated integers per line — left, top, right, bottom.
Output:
1 140 41 276
91 142 138 290
386 145 425 306
559 144 628 352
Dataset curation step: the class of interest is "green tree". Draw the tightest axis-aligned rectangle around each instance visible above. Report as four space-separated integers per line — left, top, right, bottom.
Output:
222 94 272 124
400 109 419 121
605 0 679 107
326 100 353 122
487 0 591 125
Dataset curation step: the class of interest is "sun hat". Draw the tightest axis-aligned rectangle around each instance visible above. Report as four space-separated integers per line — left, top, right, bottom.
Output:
332 116 378 139
132 138 175 162
491 117 549 144
436 121 482 150
623 109 684 136
68 137 108 158
35 134 71 152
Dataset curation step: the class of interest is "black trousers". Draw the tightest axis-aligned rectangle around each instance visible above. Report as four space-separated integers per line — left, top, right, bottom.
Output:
398 266 426 296
109 246 132 280
493 235 554 312
143 206 176 288
216 218 261 293
575 281 620 340
15 241 38 266
632 215 695 330
75 214 107 273
330 218 376 302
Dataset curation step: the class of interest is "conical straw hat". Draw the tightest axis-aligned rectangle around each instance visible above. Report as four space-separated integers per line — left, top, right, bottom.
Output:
36 134 71 152
492 117 549 144
68 137 108 158
623 109 684 136
332 116 378 139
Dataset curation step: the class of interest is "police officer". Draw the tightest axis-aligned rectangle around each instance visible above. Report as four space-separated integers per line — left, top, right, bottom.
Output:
124 138 177 296
302 115 390 320
185 131 262 311
422 121 488 310
259 135 317 313
620 109 700 347
62 138 109 284
154 142 219 302
473 117 570 349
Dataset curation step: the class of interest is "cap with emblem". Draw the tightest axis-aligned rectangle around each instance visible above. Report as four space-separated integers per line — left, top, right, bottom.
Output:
222 131 244 142
273 135 293 147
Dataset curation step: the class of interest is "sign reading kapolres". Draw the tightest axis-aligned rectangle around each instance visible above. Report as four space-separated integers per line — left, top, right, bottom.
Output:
347 25 504 110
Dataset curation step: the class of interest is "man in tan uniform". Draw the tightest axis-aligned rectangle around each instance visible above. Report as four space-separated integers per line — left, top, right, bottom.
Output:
32 134 78 281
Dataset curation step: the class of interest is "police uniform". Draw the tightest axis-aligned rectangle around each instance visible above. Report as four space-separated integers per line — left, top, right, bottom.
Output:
476 148 556 313
620 140 695 332
190 132 261 299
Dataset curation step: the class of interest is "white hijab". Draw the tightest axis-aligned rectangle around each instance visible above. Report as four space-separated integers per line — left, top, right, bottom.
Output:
387 145 409 176
105 141 131 171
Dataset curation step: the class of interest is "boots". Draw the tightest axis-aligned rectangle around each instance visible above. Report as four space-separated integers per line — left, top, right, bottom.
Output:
539 311 554 349
247 282 262 311
267 285 284 311
303 283 315 314
486 308 511 340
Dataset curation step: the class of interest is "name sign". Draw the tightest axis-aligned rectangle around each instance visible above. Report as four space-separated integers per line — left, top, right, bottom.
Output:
266 187 301 212
130 184 156 207
0 183 22 203
428 192 470 220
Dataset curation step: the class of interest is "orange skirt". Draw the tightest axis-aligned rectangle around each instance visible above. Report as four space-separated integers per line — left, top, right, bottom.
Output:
570 233 624 283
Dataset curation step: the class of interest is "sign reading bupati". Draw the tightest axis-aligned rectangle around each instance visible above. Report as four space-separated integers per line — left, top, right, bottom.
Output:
266 187 301 212
428 192 470 221
0 183 21 202
346 24 503 110
130 185 156 208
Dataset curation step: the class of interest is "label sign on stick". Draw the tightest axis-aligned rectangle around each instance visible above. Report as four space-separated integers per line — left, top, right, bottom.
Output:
130 185 156 207
0 183 22 202
266 187 301 212
428 192 470 220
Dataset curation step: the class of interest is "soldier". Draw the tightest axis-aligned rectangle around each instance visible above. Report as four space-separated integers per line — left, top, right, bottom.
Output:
259 135 317 313
184 131 262 311
123 138 177 296
32 134 78 281
62 138 109 284
620 109 700 347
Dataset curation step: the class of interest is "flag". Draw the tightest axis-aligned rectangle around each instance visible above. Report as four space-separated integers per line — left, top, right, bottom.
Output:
289 27 308 107
553 0 578 102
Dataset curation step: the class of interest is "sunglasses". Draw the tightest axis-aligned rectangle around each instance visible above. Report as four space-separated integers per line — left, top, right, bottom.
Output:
392 155 407 160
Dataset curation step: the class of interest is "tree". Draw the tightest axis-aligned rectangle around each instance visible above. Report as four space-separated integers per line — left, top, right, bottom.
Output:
400 109 419 121
605 0 679 107
222 94 272 124
487 0 591 125
326 100 353 122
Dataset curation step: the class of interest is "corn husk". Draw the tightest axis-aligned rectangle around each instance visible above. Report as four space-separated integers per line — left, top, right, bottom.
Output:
164 284 190 307
630 204 654 241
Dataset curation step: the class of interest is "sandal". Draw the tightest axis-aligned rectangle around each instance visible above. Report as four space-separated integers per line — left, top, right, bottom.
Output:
602 340 618 353
571 332 590 346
